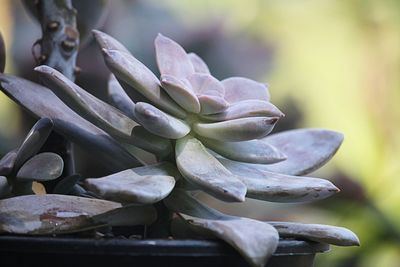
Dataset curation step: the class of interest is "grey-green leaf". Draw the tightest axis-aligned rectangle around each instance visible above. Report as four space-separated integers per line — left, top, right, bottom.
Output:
193 117 279 142
132 162 182 180
268 221 360 246
130 126 173 157
222 77 270 103
0 149 17 176
85 169 175 204
16 152 63 182
200 138 286 164
175 136 246 202
262 129 344 175
0 194 121 235
108 74 137 120
219 158 340 203
92 30 131 54
135 102 190 139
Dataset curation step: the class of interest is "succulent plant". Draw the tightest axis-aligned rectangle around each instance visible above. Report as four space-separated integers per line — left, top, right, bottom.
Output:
0 30 359 267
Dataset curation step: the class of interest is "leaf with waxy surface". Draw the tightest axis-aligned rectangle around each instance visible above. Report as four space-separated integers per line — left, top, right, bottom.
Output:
268 221 360 246
262 129 344 175
188 52 210 74
164 189 279 267
193 117 278 142
0 149 17 176
131 162 182 180
222 77 270 103
0 194 121 235
135 102 190 139
219 158 340 203
0 74 140 169
130 126 173 157
14 118 53 170
0 176 11 198
202 99 284 122
85 168 175 204
16 152 63 182
108 74 137 120
92 30 131 54
175 136 246 202
102 49 186 119
200 138 286 164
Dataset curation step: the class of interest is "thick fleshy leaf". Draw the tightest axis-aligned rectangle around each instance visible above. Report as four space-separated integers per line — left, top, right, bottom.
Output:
132 162 183 180
0 176 11 198
130 126 173 157
14 118 53 170
0 149 17 176
268 221 360 246
155 33 194 79
188 52 210 74
92 204 157 226
108 74 137 120
135 102 190 139
175 136 246 202
200 138 286 164
0 74 140 169
222 77 270 103
102 49 186 119
92 30 131 54
202 100 284 122
262 129 344 175
219 158 340 203
85 169 176 204
16 152 63 182
0 194 121 235
53 174 82 194
35 66 139 141
160 74 200 113
0 32 5 73
193 117 279 142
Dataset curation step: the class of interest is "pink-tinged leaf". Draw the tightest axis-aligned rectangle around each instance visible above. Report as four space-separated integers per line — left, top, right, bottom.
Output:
197 95 229 115
108 74 137 120
160 74 200 113
92 30 131 54
102 49 186 119
202 99 284 121
193 117 279 142
262 129 344 175
200 138 286 164
222 77 270 103
0 32 5 73
175 136 247 202
155 33 194 79
268 221 360 246
135 102 190 139
219 158 340 203
0 149 17 176
188 52 210 74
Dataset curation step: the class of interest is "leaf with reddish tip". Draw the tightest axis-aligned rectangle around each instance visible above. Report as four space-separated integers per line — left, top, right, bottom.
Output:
85 169 175 204
160 74 200 113
202 100 284 121
108 74 137 120
222 77 270 103
0 194 121 235
219 158 340 203
155 33 194 79
193 117 279 142
268 222 360 246
188 52 210 74
0 32 5 73
201 138 286 164
135 102 190 139
262 129 344 175
16 152 63 182
175 136 246 202
92 30 131 54
0 149 17 176
0 176 11 198
14 118 53 170
0 74 140 169
102 49 186 119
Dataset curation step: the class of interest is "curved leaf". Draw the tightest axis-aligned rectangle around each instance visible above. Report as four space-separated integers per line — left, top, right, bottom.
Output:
263 129 344 175
85 169 175 204
0 194 121 235
0 32 5 73
130 126 173 157
222 77 270 103
16 152 63 182
219 158 339 203
0 149 17 176
132 162 182 180
175 136 246 202
0 74 140 169
102 49 186 119
200 138 286 164
93 30 131 54
14 118 53 170
193 117 279 142
188 52 210 74
202 99 284 122
0 176 11 198
268 221 360 246
108 74 137 120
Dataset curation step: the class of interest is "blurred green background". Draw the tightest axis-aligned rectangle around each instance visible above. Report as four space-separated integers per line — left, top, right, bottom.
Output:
1 1 399 266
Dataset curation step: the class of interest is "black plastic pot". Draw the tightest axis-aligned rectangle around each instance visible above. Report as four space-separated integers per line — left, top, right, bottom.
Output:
0 235 329 267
